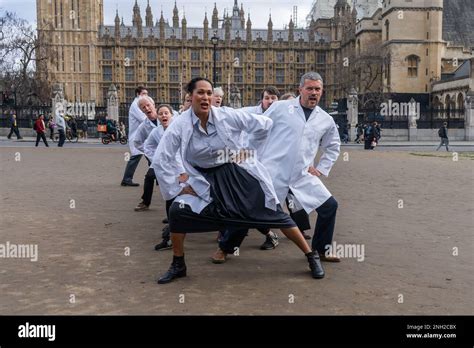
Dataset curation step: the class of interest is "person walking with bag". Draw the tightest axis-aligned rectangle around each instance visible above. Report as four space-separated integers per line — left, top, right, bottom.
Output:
436 122 450 151
34 114 49 147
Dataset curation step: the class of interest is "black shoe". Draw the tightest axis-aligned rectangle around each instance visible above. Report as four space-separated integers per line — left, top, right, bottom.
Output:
306 251 325 279
301 231 312 240
154 239 172 251
121 181 139 187
158 256 187 284
162 218 169 224
161 225 171 240
260 231 279 250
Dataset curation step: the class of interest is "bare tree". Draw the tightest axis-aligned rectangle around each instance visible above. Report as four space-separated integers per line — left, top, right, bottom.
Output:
334 41 390 111
0 10 56 106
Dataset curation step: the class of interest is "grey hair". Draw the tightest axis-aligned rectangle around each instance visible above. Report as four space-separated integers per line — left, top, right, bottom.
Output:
299 72 324 87
138 95 155 107
213 87 224 96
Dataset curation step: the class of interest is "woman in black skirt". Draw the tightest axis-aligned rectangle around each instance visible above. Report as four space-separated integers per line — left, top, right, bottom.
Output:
152 77 324 284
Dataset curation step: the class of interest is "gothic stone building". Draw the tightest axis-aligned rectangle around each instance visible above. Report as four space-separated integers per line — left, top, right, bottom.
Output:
36 0 337 108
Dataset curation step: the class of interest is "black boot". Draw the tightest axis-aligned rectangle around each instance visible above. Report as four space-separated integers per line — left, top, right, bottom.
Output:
306 251 325 279
157 255 187 284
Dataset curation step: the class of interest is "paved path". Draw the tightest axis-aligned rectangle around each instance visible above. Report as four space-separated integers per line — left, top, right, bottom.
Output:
0 146 472 314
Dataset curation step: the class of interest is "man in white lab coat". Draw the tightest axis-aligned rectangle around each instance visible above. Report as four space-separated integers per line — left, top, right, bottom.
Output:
133 96 159 211
217 72 341 262
120 86 148 186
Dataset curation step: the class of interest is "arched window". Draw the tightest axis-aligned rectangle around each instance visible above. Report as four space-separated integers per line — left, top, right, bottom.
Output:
457 93 464 110
384 54 391 85
406 55 420 77
357 39 361 55
385 20 389 41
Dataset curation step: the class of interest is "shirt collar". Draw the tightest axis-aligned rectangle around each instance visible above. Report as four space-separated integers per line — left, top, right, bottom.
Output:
191 109 214 127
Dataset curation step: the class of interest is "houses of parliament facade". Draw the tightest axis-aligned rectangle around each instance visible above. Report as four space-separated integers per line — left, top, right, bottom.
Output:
36 0 350 108
36 0 473 109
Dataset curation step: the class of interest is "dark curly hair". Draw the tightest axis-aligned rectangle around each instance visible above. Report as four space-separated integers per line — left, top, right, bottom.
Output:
185 77 214 95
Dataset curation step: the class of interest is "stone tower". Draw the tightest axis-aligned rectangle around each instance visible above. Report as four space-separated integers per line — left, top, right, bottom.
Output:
381 0 444 96
36 0 103 103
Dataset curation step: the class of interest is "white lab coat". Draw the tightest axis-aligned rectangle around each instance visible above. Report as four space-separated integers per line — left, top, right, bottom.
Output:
238 104 264 147
133 118 157 157
128 98 147 156
144 126 164 161
261 97 340 213
147 125 185 176
153 106 278 214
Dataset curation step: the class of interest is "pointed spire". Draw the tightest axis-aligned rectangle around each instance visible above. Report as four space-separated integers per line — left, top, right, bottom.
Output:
132 0 142 28
246 13 252 42
352 5 358 19
240 3 245 29
232 0 239 17
115 9 120 38
181 13 187 39
212 3 218 29
115 9 120 25
203 12 209 42
121 16 125 26
288 16 294 42
267 13 273 42
267 13 273 28
159 11 165 40
146 0 153 27
172 1 179 28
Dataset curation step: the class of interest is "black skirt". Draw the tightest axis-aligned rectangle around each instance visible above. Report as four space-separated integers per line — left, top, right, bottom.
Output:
169 163 296 233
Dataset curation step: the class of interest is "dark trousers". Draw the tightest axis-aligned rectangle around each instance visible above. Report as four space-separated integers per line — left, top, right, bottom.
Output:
141 158 158 206
436 137 449 151
57 129 66 147
311 196 338 254
122 154 143 183
35 132 49 147
220 196 338 254
253 197 311 236
364 138 372 149
7 126 21 139
162 199 175 240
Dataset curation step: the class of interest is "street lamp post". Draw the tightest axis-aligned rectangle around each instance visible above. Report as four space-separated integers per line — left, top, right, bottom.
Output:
211 34 219 86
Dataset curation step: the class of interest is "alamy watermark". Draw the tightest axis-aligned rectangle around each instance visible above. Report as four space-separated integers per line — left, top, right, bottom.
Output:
0 241 38 262
55 100 96 119
18 322 55 341
380 100 420 118
216 148 257 164
325 242 365 262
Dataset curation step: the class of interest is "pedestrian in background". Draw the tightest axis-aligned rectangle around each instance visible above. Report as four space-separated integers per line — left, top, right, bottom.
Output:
7 114 23 140
47 116 56 140
118 121 126 140
436 122 450 151
81 120 88 139
34 114 49 147
55 110 66 147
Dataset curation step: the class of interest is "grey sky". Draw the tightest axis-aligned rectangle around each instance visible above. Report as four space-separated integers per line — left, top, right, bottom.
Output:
1 0 312 30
